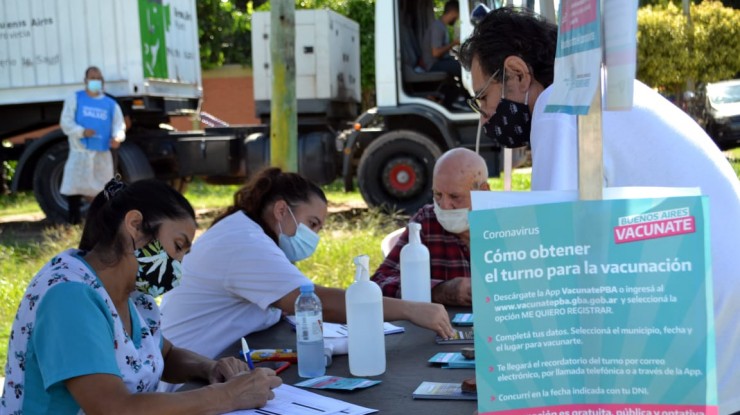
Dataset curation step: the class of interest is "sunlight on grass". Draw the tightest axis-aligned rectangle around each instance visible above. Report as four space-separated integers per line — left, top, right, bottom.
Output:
0 225 81 365
0 191 42 216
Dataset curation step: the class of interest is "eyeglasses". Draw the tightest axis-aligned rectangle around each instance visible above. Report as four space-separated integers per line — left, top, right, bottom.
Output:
467 69 500 116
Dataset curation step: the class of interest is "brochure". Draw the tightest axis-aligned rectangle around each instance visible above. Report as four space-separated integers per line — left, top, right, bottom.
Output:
412 381 477 400
428 352 475 369
295 375 381 391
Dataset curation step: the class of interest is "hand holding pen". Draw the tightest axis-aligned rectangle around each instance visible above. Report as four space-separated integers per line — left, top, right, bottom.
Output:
241 337 256 370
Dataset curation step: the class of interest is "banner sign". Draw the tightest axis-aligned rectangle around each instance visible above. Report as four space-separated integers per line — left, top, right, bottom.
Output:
470 196 717 415
545 0 602 115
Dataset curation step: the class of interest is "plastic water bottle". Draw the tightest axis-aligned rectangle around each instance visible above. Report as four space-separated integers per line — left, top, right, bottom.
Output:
295 284 325 378
346 254 386 376
400 222 431 302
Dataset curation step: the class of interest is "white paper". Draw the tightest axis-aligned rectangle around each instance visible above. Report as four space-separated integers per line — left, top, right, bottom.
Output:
224 384 377 415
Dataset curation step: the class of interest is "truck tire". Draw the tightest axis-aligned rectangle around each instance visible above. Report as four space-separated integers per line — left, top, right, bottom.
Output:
33 142 72 223
116 142 155 183
33 142 156 223
357 130 442 214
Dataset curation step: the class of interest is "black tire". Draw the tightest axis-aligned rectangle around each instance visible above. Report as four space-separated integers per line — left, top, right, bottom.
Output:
357 130 442 214
34 141 157 223
116 142 155 183
33 142 72 223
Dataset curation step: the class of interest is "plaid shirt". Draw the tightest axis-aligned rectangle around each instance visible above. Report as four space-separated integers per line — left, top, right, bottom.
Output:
371 204 470 298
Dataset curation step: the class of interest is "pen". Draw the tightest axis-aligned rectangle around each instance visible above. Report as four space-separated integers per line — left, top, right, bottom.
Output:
241 337 255 370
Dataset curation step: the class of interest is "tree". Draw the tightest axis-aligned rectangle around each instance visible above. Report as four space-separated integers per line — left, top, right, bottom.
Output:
637 1 740 96
197 0 252 69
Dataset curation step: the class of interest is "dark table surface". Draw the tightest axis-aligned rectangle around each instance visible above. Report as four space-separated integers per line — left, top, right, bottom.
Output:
204 307 477 414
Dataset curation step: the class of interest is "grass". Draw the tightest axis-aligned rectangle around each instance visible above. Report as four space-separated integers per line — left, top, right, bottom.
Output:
0 160 737 366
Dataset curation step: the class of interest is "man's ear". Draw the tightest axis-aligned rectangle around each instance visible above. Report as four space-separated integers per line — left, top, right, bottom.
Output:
502 55 532 94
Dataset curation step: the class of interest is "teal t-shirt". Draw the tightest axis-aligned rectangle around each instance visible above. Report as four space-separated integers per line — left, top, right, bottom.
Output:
21 283 136 413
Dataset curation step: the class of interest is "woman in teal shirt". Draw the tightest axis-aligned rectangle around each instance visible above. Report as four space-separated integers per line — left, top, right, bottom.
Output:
1 179 281 414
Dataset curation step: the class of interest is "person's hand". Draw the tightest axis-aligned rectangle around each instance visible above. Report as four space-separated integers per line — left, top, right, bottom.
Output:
408 301 455 339
215 368 282 410
432 277 472 306
109 138 121 149
83 128 96 137
207 356 251 384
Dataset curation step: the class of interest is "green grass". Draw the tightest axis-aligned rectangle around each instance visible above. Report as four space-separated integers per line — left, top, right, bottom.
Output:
0 191 41 216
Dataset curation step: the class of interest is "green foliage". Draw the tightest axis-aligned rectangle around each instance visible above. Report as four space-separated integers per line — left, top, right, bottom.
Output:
637 3 691 95
197 0 252 69
637 1 740 95
690 1 740 83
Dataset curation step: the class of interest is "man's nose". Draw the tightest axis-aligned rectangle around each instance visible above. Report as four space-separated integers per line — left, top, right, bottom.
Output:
439 197 456 210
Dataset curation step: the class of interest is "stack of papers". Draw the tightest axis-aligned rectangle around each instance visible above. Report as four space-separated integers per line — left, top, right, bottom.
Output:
412 381 477 400
428 352 475 369
225 384 377 414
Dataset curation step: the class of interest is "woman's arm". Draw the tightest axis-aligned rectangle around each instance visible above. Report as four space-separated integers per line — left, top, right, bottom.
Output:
272 285 455 338
160 337 249 384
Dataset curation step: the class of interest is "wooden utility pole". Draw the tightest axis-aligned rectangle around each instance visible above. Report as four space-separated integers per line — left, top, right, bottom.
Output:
270 0 297 171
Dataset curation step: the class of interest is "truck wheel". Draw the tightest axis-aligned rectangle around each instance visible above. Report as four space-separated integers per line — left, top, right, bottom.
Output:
33 142 72 223
116 142 155 183
357 130 442 214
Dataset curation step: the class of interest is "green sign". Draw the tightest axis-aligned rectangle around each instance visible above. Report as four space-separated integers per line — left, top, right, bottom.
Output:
138 0 170 79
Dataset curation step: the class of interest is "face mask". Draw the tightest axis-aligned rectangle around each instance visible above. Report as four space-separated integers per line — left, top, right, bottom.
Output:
433 201 470 234
87 79 103 93
483 70 531 149
278 206 320 262
135 239 182 297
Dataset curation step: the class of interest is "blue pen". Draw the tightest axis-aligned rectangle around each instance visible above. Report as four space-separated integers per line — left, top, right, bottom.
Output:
241 337 255 370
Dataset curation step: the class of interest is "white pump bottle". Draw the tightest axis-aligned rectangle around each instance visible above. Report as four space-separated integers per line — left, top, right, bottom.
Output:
400 222 431 302
346 254 386 376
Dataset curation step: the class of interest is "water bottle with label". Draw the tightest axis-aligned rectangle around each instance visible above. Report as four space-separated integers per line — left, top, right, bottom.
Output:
295 284 325 378
400 222 431 302
346 254 386 376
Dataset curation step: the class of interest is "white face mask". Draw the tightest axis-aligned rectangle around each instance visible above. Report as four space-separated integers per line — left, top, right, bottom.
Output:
433 200 470 234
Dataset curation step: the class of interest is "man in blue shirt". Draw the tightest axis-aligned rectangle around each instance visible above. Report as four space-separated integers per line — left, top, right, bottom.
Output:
59 66 126 224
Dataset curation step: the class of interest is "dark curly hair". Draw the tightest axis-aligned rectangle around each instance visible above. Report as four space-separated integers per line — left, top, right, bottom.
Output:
79 179 196 264
212 167 327 241
458 7 558 88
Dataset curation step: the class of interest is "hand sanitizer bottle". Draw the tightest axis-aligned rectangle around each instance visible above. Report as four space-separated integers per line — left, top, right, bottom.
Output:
400 222 431 302
346 254 386 376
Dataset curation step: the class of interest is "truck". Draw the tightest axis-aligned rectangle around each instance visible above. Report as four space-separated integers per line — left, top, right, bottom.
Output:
0 0 539 222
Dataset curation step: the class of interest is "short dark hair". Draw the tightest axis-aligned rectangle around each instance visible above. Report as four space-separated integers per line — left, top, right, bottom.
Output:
212 167 327 241
84 66 102 79
79 179 196 263
444 1 459 14
459 7 558 88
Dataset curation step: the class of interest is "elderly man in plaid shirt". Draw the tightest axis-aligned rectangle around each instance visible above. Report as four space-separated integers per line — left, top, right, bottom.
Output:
371 148 490 306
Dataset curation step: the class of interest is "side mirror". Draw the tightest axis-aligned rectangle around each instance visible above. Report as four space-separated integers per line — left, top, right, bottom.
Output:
470 3 491 26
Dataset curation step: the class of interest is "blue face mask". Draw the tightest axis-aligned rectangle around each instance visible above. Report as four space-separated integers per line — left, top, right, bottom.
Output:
278 206 320 262
87 79 103 93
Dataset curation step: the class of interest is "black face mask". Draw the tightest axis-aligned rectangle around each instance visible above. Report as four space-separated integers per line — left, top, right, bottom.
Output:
483 94 532 149
135 239 182 297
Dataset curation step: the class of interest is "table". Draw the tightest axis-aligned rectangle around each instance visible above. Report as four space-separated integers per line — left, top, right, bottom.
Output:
190 308 477 414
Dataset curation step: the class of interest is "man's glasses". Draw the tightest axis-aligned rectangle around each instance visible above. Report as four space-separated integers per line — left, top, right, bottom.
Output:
467 69 500 116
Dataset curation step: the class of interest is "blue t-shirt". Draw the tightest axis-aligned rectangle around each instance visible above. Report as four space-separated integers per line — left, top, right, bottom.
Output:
2 250 165 414
20 283 124 413
75 90 117 151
